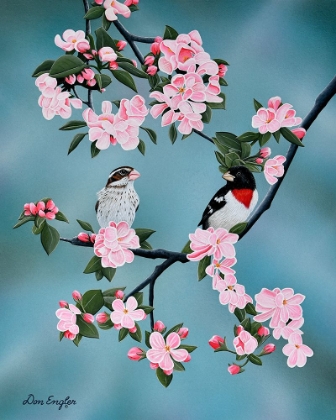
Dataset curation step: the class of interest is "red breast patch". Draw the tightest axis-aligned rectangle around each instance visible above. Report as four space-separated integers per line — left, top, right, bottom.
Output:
232 189 253 208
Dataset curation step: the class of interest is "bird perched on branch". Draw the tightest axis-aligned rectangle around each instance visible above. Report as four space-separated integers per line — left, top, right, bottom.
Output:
96 166 140 228
198 166 258 231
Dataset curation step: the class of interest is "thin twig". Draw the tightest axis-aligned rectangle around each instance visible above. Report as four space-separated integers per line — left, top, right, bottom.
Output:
83 0 94 110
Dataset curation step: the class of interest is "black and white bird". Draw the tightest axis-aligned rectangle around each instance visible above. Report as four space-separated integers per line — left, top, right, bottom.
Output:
198 166 258 231
96 166 140 228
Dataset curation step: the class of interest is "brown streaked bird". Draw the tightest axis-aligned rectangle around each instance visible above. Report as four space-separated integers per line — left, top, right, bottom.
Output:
96 166 140 228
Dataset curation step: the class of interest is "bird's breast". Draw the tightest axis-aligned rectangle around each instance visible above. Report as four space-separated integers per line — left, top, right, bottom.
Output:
232 189 254 208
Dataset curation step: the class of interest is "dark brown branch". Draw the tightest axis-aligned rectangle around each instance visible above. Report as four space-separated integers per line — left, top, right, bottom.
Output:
83 0 93 110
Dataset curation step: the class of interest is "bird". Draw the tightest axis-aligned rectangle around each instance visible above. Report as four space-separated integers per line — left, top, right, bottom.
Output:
198 166 258 231
96 166 140 228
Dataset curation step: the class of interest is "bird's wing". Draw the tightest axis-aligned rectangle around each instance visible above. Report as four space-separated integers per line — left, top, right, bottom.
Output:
95 200 99 213
198 185 229 228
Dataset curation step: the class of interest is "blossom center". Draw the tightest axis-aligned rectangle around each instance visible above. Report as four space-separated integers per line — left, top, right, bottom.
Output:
123 309 128 314
295 344 300 349
283 299 287 305
178 87 186 93
165 345 171 352
227 285 234 291
215 263 220 268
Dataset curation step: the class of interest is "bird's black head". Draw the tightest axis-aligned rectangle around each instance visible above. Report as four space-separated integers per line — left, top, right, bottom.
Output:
223 166 256 190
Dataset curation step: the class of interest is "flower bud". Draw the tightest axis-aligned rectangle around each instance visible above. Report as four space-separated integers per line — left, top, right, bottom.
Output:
72 290 82 301
129 326 137 333
155 36 163 43
109 61 119 70
150 362 159 370
59 300 68 308
184 353 191 362
131 60 137 67
255 158 263 164
115 290 124 299
144 56 155 66
257 326 270 336
209 335 224 350
64 331 76 340
163 368 173 376
90 234 96 243
228 364 241 375
236 325 244 335
262 343 276 355
291 127 306 140
150 42 160 55
77 232 90 242
259 147 271 159
116 40 127 51
178 327 189 339
153 320 165 332
65 74 76 85
127 347 145 361
113 323 122 330
146 65 158 76
218 64 227 78
83 313 95 324
96 312 109 323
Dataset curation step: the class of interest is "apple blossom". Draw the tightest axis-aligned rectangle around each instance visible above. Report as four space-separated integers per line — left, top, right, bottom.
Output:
150 42 161 55
282 333 313 368
272 318 304 340
257 326 270 337
56 303 81 339
124 0 139 5
144 56 155 66
103 0 131 21
205 257 237 278
216 275 253 312
208 335 225 350
65 74 76 85
129 326 137 333
109 61 119 70
233 329 258 355
228 364 241 375
64 331 77 340
184 354 191 362
252 107 280 134
110 296 145 329
275 103 302 128
98 47 118 63
218 64 228 78
128 347 145 361
146 332 189 371
255 158 263 164
54 29 90 53
263 155 286 185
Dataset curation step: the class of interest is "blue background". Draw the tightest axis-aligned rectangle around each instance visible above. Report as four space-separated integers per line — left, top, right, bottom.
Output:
1 0 336 419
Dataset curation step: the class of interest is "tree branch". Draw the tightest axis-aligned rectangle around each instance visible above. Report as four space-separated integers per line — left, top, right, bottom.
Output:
82 0 94 110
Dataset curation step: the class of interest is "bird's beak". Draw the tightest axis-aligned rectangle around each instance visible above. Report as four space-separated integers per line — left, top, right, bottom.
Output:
223 171 235 182
129 169 141 180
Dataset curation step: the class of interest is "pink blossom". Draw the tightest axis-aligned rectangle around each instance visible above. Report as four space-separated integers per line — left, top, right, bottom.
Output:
205 257 237 278
35 73 57 94
272 318 304 340
94 221 140 268
115 290 124 299
153 320 165 332
252 107 281 134
146 65 158 76
264 155 286 185
149 362 159 370
260 147 271 158
109 61 118 70
228 364 241 375
128 347 145 361
83 313 95 324
268 96 282 111
113 323 122 330
257 326 270 337
124 0 139 5
292 127 306 139
65 74 76 85
99 47 118 63
78 232 90 242
23 200 58 219
178 328 189 339
96 312 109 323
103 0 131 21
275 103 302 128
59 300 68 308
116 40 127 51
216 275 252 312
64 331 77 340
131 60 137 67
262 343 276 354
110 296 144 329
54 29 90 53
187 227 238 262
209 335 224 350
184 353 191 362
254 287 305 329
146 332 189 371
56 303 81 339
233 329 258 355
72 290 82 301
218 64 228 78
144 56 155 66
282 333 313 368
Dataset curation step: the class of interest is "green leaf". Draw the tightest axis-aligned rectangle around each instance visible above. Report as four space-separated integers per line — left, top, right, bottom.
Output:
253 99 263 112
198 255 211 281
87 34 96 51
129 322 142 343
240 317 251 332
248 354 262 366
178 344 197 353
181 239 192 254
32 220 45 235
91 140 101 158
102 267 116 282
148 74 161 90
117 61 148 78
241 142 251 159
59 120 87 131
245 303 257 316
55 211 69 223
218 165 229 174
49 56 86 79
173 361 185 372
13 216 35 229
73 334 82 346
95 270 104 281
169 123 177 144
95 28 118 51
68 133 87 155
234 307 246 323
77 316 99 339
164 323 183 339
251 321 262 336
181 132 192 140
201 105 212 123
34 215 45 228
163 25 178 40
207 93 226 110
129 4 139 12
32 59 55 77
225 152 240 168
103 287 126 297
280 127 304 147
102 14 111 31
84 6 105 20
83 255 102 274
229 222 248 235
40 223 60 255
243 162 262 172
273 130 281 143
219 78 228 86
140 240 152 250
97 318 114 330
135 228 156 243
138 305 154 315
213 138 230 156
216 132 241 153
137 139 146 155
214 58 230 66
82 290 104 315
118 328 129 342
156 367 173 387
145 330 151 348
215 151 227 166
111 69 137 92
77 219 94 233
132 292 143 306
140 127 157 144
237 131 260 142
259 132 272 147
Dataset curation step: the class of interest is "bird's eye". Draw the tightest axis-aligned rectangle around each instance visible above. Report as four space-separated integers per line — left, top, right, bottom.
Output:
119 169 127 176
236 172 241 176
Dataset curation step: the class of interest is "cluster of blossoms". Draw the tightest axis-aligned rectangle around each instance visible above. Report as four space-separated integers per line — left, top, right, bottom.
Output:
83 96 148 150
149 30 225 135
35 73 82 120
128 321 192 377
94 221 140 268
54 29 90 53
65 68 97 88
77 232 96 244
24 200 59 220
254 287 313 368
94 0 137 21
252 96 306 136
188 227 252 313
255 147 287 186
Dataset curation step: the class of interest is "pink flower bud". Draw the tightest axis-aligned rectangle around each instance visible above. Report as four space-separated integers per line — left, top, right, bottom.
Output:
64 330 76 340
131 60 137 67
209 335 225 350
77 74 84 83
218 64 228 78
129 326 137 333
45 212 56 220
38 210 46 218
59 300 68 308
262 343 276 354
150 42 160 55
291 127 306 140
146 65 158 76
228 364 241 375
36 201 45 212
78 232 90 242
72 290 82 301
109 61 119 70
155 36 163 43
153 320 165 332
184 353 191 362
125 0 139 5
115 290 124 299
113 323 122 330
236 325 244 335
86 78 97 87
95 0 104 4
257 326 270 336
29 202 37 215
83 313 95 324
255 158 263 164
116 40 127 51
90 234 96 243
96 312 109 323
150 362 159 370
260 147 271 158
144 55 155 66
163 368 173 376
65 74 76 85
178 327 189 339
82 68 95 81
77 40 90 53
127 347 144 361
